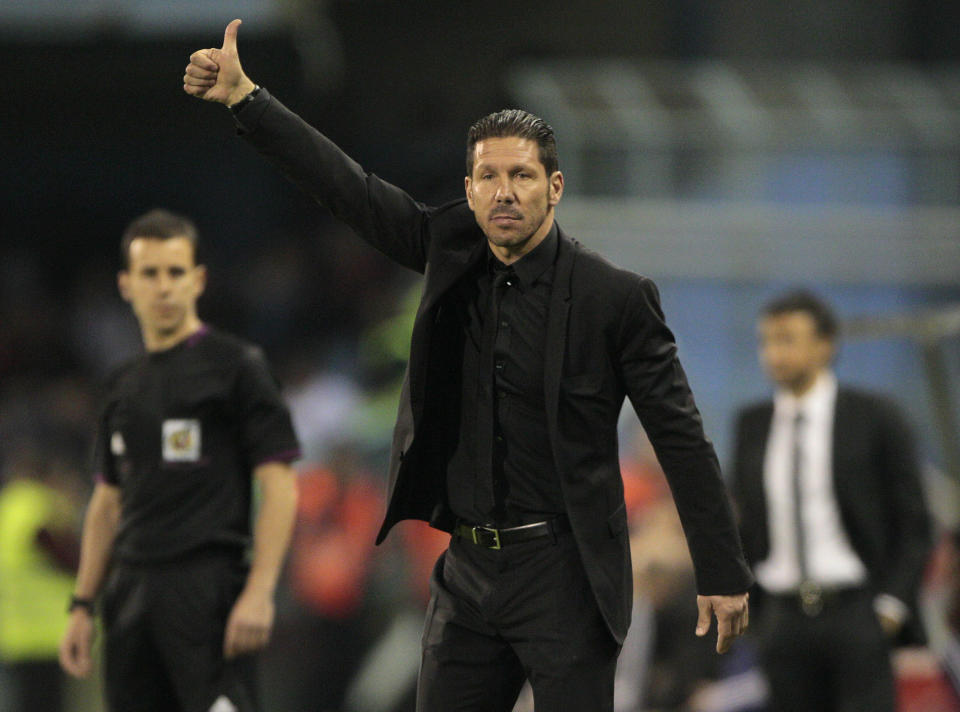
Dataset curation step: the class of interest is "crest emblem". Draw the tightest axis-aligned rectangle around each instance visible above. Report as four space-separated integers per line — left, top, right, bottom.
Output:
110 431 126 456
162 419 201 462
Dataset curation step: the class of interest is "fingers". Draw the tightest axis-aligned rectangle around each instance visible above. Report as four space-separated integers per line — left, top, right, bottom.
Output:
696 593 749 654
223 620 270 658
184 65 216 87
716 613 734 654
183 51 218 97
222 18 242 53
59 632 92 678
695 596 712 637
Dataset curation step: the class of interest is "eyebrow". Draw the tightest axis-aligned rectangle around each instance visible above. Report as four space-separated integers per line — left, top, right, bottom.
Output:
475 161 538 174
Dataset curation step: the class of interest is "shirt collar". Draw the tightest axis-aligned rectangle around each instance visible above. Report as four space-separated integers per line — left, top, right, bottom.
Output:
773 370 837 421
487 223 558 288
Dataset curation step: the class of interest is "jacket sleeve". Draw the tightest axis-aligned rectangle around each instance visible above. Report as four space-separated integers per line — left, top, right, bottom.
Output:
874 397 933 606
233 88 431 274
618 277 754 595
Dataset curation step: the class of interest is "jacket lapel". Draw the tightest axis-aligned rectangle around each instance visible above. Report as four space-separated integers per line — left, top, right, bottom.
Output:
420 238 486 313
544 230 575 437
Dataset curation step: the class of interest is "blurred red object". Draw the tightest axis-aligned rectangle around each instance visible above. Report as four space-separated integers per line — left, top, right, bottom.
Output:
895 648 960 712
289 465 383 618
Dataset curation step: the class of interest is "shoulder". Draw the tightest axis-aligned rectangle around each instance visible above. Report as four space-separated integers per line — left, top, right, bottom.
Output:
836 385 908 425
100 354 144 393
193 327 268 366
564 233 655 302
425 198 484 254
734 400 774 429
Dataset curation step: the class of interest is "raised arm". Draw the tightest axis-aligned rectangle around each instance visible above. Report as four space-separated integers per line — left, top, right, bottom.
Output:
183 19 444 273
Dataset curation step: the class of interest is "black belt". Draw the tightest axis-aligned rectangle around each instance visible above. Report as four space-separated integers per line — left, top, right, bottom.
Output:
769 582 869 617
454 515 571 550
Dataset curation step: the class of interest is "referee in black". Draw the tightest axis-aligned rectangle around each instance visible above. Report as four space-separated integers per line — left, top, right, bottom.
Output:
59 209 301 712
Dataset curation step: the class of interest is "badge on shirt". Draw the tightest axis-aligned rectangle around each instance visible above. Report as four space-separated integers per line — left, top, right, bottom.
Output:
208 695 237 712
209 695 238 712
162 419 202 462
110 431 126 456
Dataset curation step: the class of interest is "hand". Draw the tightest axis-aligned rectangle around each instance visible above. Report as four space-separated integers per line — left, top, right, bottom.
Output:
59 609 96 678
183 18 257 106
696 592 749 654
223 587 275 659
877 611 903 638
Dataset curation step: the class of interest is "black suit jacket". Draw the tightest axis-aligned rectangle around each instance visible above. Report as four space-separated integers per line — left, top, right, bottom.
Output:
236 89 752 643
730 386 932 645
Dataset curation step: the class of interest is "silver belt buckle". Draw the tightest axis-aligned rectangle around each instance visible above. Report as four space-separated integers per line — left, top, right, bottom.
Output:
799 580 823 617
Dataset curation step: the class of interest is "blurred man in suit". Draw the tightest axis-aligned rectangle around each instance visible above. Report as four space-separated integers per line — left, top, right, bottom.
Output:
730 290 932 712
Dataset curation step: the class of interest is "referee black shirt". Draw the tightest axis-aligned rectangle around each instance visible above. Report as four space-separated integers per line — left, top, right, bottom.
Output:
446 224 564 527
93 325 300 563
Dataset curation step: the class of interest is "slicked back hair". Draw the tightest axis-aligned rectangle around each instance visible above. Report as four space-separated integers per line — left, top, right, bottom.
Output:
466 109 559 177
762 289 839 342
120 208 200 269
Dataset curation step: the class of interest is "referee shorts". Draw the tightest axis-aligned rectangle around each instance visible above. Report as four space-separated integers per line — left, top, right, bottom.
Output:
102 550 258 712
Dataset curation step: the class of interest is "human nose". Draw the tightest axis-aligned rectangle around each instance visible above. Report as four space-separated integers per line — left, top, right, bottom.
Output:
156 272 174 294
494 179 515 203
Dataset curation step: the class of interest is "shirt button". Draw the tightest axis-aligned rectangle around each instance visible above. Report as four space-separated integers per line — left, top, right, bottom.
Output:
500 320 509 328
495 360 505 371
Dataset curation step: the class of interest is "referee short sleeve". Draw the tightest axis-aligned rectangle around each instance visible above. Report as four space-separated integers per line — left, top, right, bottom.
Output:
235 346 301 467
91 405 118 485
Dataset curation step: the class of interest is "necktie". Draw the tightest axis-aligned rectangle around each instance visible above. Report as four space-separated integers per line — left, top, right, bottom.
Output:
791 411 808 582
474 267 511 517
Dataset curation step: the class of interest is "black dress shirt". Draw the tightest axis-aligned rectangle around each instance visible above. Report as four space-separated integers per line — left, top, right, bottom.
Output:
446 225 564 526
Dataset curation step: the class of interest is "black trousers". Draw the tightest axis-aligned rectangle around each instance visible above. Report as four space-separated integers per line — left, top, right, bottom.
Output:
417 528 620 712
756 588 895 712
5 660 63 711
102 551 258 712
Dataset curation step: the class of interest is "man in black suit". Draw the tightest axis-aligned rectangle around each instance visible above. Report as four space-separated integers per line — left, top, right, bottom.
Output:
730 290 932 712
184 20 752 711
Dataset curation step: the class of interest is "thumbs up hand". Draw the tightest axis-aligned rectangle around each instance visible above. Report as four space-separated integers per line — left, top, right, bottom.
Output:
183 19 256 106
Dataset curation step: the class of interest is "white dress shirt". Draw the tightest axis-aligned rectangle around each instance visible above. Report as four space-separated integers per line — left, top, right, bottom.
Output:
754 371 869 592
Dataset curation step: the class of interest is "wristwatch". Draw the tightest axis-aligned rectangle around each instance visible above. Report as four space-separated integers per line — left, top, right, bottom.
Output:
68 595 95 615
229 85 262 114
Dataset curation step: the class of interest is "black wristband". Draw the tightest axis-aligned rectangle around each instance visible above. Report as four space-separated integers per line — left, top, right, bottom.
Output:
229 85 261 115
68 595 95 615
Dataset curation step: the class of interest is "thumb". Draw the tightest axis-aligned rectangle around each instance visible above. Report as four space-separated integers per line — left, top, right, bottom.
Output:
695 596 712 636
222 18 242 53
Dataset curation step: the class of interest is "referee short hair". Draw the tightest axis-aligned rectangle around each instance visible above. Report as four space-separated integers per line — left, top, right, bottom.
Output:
121 208 200 268
466 109 559 177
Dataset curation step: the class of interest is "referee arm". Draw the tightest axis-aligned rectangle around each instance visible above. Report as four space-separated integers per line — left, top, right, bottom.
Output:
223 461 298 659
59 482 122 677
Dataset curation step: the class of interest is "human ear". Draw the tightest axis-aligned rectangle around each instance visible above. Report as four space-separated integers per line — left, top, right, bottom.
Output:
549 171 564 206
117 272 131 302
465 175 475 210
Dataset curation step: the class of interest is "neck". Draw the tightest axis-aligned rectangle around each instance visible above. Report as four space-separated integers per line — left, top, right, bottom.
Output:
142 315 203 353
489 210 554 265
785 368 825 397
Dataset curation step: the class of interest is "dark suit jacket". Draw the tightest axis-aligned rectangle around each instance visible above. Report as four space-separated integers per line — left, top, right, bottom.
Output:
730 386 932 645
235 89 753 643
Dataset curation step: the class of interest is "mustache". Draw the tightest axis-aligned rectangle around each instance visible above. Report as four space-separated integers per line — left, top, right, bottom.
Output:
489 208 522 219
